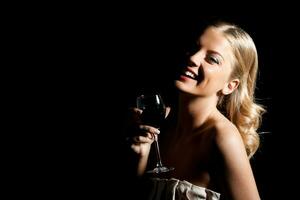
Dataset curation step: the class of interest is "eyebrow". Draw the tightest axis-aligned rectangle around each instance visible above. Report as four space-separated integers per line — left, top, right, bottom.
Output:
207 50 224 61
197 39 225 61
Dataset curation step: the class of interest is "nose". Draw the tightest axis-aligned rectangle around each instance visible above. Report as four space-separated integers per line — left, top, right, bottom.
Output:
189 50 203 67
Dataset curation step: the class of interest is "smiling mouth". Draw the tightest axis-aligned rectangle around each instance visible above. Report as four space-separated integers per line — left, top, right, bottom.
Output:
181 70 198 80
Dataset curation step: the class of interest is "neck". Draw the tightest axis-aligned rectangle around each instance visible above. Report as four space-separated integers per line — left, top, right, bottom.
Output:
176 92 218 134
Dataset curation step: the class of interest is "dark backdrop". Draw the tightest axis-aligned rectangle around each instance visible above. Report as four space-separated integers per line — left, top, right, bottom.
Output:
27 7 298 199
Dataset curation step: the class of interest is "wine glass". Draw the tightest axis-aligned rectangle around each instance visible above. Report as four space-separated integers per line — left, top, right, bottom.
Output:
136 93 174 174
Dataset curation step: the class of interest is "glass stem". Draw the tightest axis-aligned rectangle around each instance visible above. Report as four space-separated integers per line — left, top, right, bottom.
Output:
154 134 163 167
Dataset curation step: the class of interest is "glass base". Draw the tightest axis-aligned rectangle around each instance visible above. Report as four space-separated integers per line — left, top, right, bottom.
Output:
146 166 175 174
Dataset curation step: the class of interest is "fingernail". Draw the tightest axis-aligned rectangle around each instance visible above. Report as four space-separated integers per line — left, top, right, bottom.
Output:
154 129 160 134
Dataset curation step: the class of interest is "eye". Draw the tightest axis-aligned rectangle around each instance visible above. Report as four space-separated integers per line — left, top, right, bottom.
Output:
206 55 220 65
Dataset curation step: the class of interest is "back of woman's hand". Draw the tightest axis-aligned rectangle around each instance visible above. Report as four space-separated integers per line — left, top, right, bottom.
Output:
126 108 160 157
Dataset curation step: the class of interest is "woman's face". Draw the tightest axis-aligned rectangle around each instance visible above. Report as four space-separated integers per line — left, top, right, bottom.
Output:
175 27 235 98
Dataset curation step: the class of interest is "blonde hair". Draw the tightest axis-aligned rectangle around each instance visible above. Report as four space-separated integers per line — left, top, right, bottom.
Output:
214 22 265 158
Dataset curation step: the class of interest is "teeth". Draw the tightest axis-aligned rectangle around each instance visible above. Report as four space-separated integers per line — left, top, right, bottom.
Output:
185 71 196 79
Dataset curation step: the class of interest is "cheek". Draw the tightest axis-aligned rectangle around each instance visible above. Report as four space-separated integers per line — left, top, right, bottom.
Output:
201 67 228 89
203 66 223 82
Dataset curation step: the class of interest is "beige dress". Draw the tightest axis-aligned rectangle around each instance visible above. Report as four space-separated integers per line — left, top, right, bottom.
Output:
145 178 220 200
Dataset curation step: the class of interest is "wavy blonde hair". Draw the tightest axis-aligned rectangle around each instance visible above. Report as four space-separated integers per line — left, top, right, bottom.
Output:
214 22 265 158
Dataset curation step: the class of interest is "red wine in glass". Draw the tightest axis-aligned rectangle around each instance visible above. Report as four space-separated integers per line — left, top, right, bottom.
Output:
136 93 174 174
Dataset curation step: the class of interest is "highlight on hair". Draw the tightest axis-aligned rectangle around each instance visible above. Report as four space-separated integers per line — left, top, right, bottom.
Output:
214 22 266 158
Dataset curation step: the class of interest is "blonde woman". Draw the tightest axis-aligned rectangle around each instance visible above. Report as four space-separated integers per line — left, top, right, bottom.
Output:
127 21 265 200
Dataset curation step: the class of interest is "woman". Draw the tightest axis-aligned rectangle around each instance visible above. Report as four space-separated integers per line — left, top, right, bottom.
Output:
126 21 265 200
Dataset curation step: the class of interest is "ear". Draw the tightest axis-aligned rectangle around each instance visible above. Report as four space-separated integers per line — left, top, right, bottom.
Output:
222 79 240 95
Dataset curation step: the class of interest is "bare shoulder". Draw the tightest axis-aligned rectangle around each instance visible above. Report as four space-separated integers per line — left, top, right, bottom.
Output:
210 113 260 199
212 115 247 158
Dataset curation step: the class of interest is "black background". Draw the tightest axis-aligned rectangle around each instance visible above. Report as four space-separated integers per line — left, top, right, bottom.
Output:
18 4 299 199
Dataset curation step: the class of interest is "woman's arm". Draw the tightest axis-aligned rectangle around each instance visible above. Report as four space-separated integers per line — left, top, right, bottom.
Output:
215 124 260 200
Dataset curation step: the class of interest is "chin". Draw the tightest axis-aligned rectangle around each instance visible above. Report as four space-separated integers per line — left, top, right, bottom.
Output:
174 80 183 90
174 80 190 93
174 80 207 97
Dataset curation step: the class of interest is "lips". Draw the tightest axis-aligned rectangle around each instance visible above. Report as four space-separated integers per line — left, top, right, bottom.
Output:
181 68 198 80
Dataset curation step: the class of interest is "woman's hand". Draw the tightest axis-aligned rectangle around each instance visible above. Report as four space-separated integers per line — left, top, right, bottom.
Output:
127 108 160 157
130 124 160 157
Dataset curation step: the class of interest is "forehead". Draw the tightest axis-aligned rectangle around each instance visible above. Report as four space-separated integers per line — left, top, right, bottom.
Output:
199 27 233 58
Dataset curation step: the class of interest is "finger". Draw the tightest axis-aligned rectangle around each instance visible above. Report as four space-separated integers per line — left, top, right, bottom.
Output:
132 107 143 115
129 107 143 116
128 107 143 124
133 135 153 143
139 125 160 135
145 132 154 140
